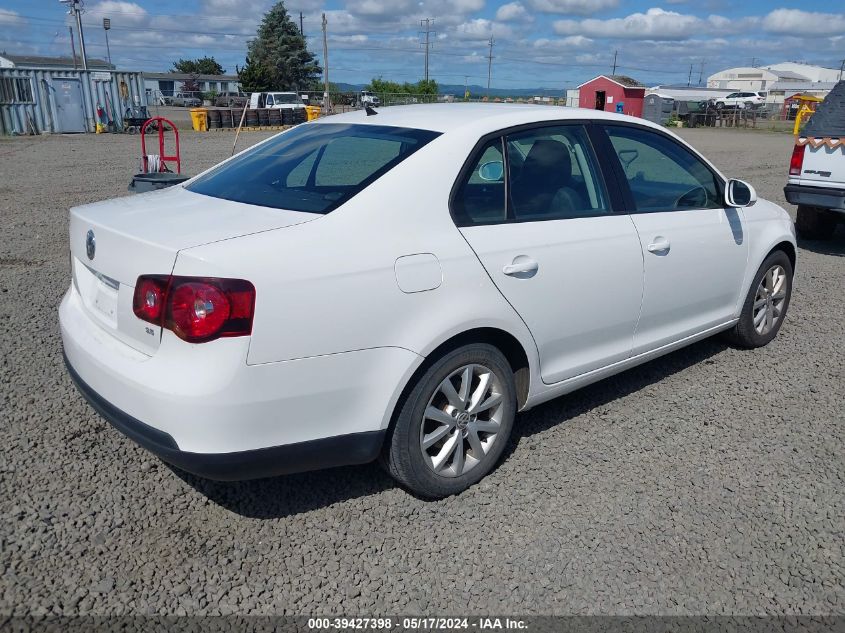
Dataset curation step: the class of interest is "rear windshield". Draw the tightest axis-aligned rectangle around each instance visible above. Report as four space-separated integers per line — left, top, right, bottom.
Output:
186 123 440 214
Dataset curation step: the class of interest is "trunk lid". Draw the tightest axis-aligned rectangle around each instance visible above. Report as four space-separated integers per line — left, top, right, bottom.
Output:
69 185 317 355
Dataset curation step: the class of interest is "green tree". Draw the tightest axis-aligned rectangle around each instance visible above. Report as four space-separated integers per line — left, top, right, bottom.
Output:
248 1 321 90
172 56 225 75
237 54 273 93
415 79 438 95
365 77 439 95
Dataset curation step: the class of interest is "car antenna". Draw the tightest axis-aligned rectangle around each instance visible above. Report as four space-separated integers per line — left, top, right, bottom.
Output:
365 105 378 116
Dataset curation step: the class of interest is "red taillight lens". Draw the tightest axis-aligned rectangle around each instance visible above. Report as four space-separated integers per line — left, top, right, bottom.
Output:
789 143 805 176
133 275 255 343
133 275 169 324
167 282 231 342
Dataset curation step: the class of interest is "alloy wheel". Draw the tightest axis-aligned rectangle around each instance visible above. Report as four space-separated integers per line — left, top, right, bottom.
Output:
419 363 504 478
753 264 788 335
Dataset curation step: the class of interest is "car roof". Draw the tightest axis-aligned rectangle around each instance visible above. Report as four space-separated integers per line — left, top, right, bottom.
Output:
313 103 664 135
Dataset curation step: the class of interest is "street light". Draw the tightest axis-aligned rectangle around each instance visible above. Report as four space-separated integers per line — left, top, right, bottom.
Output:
103 17 112 66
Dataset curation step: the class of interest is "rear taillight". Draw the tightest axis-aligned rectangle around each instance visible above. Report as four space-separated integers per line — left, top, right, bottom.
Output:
133 275 169 323
789 143 805 176
133 275 255 343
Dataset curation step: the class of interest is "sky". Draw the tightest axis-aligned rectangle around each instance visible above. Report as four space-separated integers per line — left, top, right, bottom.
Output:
0 0 843 90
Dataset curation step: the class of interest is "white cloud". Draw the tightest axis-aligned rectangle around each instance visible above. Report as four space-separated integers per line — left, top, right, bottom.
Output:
346 0 416 17
424 0 485 12
82 1 149 25
496 2 532 22
0 9 25 27
526 0 619 15
452 18 514 41
762 9 845 37
534 35 592 48
553 7 737 41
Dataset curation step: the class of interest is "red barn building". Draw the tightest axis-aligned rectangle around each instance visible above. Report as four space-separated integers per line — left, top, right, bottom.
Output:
577 75 646 118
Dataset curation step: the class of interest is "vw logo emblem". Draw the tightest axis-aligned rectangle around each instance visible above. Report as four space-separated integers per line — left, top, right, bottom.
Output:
85 230 96 261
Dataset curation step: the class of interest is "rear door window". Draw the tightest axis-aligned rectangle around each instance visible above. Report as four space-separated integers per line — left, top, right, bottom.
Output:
506 125 609 221
452 138 506 225
187 123 440 214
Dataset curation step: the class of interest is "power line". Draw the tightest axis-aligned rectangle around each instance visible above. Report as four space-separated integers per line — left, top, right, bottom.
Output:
322 13 331 114
59 0 88 70
67 25 77 69
486 34 494 96
419 18 435 83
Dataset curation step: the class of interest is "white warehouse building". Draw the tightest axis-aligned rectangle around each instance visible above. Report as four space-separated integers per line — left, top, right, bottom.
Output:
707 62 842 103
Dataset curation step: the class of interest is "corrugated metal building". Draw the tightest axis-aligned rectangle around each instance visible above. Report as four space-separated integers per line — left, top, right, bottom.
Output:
0 67 146 135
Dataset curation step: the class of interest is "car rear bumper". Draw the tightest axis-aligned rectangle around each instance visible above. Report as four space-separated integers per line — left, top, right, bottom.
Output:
59 285 420 479
64 353 384 480
784 184 845 212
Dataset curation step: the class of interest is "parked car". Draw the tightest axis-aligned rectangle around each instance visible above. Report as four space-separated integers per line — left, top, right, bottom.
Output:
60 104 796 498
715 92 766 109
215 91 248 108
785 81 845 239
249 91 306 112
172 92 201 107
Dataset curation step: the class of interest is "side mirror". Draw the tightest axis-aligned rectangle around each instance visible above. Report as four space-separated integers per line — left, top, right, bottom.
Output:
478 160 504 182
725 179 757 207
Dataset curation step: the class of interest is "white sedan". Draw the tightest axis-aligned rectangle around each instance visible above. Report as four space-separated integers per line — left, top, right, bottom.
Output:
60 104 796 498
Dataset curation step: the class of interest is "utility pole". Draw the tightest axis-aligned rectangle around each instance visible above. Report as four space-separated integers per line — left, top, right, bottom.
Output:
321 13 330 114
419 18 435 83
698 60 704 85
687 63 693 87
612 50 617 75
103 18 111 66
486 35 494 97
299 11 304 36
68 26 77 69
61 1 88 70
839 59 845 81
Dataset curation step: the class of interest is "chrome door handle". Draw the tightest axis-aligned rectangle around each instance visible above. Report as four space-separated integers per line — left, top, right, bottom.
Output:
503 258 539 276
647 238 671 253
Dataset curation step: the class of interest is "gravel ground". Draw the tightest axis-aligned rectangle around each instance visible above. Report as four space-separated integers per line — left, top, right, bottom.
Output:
0 126 843 617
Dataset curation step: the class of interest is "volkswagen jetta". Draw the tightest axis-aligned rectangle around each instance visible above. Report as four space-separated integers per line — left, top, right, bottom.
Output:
60 104 796 498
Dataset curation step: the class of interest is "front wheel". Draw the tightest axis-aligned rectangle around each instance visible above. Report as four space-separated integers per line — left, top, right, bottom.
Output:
795 205 836 240
384 344 517 499
724 250 793 348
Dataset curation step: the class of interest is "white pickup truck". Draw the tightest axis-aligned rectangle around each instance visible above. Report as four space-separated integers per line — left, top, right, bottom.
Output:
785 81 845 240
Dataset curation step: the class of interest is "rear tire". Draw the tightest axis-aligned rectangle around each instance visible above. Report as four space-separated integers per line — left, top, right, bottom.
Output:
795 205 836 240
384 344 517 499
724 250 792 349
